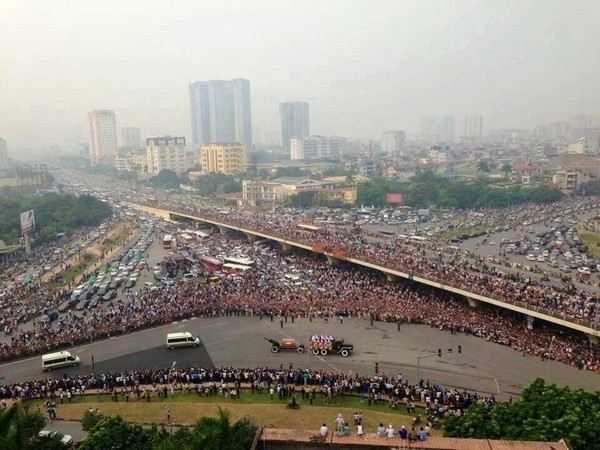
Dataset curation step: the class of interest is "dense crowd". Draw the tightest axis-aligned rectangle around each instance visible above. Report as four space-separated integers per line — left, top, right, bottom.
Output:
165 198 599 330
0 231 598 372
1 364 491 418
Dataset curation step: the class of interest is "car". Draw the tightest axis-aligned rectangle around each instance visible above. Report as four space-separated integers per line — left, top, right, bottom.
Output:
144 282 158 292
526 254 536 261
40 310 59 324
75 299 89 310
38 430 74 448
124 279 135 289
103 290 117 301
561 265 572 273
88 295 101 308
536 256 545 262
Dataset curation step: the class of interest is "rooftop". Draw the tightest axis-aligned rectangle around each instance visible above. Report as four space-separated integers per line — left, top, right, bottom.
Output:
262 429 571 450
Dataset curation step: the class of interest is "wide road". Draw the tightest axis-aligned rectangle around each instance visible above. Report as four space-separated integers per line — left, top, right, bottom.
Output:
1 315 598 398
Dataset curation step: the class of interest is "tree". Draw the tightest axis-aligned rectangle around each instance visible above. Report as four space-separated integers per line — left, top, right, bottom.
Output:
79 416 160 450
150 170 180 190
80 410 257 450
444 378 600 450
476 160 490 174
81 410 105 431
0 403 51 450
189 408 257 450
193 173 242 196
501 163 512 179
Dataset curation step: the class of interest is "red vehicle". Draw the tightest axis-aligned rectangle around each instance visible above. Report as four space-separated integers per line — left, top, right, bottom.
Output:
265 337 305 353
200 256 223 273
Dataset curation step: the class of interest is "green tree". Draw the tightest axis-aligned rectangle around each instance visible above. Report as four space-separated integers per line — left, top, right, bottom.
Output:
444 378 600 450
150 170 180 190
189 408 257 450
0 403 50 450
81 410 105 431
79 416 160 450
476 160 490 174
193 173 242 196
501 163 512 179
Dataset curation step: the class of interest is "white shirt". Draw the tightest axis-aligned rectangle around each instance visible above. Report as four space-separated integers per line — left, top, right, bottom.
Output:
320 426 329 436
357 425 364 435
387 427 395 438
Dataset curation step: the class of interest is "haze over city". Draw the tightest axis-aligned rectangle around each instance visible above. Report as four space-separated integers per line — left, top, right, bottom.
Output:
2 0 600 149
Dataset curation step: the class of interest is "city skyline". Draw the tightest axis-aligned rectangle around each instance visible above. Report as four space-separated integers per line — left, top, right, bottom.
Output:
2 1 600 149
189 79 252 149
280 101 310 151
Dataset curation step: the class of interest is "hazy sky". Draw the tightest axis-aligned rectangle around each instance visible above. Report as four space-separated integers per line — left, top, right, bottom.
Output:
2 0 600 149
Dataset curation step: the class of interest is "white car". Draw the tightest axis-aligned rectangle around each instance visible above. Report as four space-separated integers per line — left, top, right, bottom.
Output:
526 254 536 261
536 256 545 262
38 430 73 447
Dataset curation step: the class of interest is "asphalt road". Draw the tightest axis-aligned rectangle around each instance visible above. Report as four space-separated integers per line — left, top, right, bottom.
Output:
2 316 598 398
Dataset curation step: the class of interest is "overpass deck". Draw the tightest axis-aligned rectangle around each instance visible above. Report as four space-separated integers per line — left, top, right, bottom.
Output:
127 203 600 338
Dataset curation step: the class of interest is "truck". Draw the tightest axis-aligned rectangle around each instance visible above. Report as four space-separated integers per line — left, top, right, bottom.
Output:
308 337 353 357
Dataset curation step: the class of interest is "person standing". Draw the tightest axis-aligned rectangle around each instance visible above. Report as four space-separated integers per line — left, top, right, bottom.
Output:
335 414 345 435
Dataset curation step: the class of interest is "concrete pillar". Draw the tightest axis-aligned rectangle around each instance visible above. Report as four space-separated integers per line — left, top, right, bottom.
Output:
588 334 599 345
386 274 399 282
326 255 339 266
466 298 479 308
244 232 256 243
217 226 228 235
280 242 292 252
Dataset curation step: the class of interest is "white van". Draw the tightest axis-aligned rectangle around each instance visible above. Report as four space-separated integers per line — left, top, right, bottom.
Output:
166 332 200 349
42 351 80 371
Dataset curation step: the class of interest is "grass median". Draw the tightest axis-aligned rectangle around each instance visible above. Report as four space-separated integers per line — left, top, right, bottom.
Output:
39 391 437 434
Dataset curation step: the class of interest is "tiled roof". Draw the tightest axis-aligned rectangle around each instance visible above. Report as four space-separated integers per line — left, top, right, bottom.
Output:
262 429 570 450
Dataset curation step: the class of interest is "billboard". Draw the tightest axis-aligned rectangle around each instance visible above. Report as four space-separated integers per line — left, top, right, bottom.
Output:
386 193 404 204
20 210 35 234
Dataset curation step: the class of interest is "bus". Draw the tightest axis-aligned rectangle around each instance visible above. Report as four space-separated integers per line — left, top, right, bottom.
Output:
297 224 321 232
163 234 174 249
179 233 194 245
222 264 252 276
224 256 254 266
191 230 210 241
200 256 223 273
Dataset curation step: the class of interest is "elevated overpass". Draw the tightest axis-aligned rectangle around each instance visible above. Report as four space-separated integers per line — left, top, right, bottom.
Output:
127 203 600 341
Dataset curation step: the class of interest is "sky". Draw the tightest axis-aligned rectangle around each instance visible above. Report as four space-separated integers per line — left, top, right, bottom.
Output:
1 0 600 149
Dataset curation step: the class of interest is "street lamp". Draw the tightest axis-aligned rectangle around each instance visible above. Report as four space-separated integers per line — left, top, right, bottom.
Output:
168 361 176 434
416 348 461 386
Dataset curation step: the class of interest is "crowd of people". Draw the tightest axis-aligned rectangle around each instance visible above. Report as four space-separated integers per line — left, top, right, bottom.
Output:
0 364 490 421
0 229 598 372
166 198 599 330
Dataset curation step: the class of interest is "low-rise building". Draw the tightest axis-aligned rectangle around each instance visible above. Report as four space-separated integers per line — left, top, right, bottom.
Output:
201 143 247 175
553 170 580 194
242 180 286 203
147 136 193 175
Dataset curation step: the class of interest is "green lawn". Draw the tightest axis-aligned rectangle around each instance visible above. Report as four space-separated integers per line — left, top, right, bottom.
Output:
580 232 600 258
33 390 425 418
